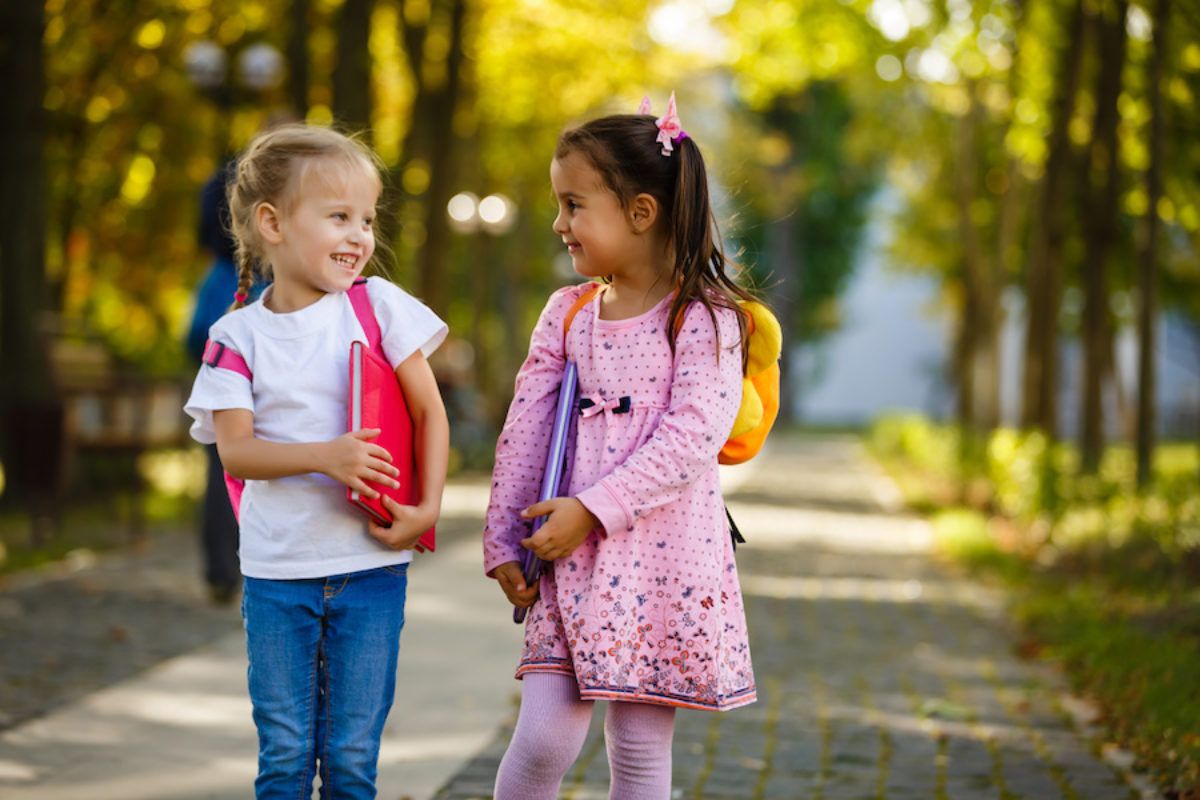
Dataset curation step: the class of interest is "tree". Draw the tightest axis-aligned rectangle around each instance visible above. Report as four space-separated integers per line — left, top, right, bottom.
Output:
332 0 373 134
1137 0 1169 487
287 0 312 118
393 0 468 317
1021 0 1087 439
736 87 879 424
0 0 55 520
719 1 886 421
1078 0 1129 473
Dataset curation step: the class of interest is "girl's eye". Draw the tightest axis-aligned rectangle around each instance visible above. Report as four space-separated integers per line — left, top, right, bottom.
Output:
332 212 348 221
567 200 579 212
363 217 374 228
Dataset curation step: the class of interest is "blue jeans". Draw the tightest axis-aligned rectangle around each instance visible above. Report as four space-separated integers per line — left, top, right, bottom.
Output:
242 565 409 799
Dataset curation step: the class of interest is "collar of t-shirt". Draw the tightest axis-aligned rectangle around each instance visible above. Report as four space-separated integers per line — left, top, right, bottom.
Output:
246 286 341 340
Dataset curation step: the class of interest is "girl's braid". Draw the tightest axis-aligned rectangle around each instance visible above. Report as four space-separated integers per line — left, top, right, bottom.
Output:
230 245 256 311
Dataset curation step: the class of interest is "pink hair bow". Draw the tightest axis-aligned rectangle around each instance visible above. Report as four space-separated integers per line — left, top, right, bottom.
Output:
637 93 688 156
654 91 683 156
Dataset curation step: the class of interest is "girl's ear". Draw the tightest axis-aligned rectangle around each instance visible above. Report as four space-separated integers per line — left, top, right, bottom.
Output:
628 193 660 234
255 202 284 245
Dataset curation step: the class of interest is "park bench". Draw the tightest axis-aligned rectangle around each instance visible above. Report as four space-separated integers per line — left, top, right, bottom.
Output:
38 332 191 540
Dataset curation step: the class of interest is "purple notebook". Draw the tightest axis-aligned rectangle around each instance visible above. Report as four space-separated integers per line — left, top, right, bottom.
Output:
514 361 579 624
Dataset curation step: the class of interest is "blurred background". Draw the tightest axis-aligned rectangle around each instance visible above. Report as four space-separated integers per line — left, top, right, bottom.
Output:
1 0 1200 788
0 0 1198 561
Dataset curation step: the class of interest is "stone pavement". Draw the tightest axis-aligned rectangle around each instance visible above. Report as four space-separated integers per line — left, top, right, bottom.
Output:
0 434 1147 799
0 479 523 800
435 434 1142 800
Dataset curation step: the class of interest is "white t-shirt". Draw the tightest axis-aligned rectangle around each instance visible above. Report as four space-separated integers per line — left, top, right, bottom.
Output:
184 277 448 579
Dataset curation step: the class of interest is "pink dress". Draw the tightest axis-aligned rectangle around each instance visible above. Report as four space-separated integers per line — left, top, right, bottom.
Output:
483 283 756 711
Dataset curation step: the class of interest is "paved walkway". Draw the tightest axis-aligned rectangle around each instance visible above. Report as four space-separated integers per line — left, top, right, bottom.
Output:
436 435 1140 800
0 480 523 800
0 434 1143 799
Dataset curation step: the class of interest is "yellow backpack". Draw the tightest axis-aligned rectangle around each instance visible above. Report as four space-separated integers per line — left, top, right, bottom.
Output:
564 284 781 465
719 300 782 464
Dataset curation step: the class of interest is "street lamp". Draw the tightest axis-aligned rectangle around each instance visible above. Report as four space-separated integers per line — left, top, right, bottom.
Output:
182 40 228 92
446 191 519 423
237 43 285 92
184 39 284 100
183 39 284 154
447 191 517 236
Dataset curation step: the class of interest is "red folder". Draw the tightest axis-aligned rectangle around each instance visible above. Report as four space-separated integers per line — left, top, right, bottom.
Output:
347 340 436 551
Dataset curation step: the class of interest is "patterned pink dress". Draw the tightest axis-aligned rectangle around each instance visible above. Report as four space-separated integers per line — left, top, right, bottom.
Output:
483 283 756 711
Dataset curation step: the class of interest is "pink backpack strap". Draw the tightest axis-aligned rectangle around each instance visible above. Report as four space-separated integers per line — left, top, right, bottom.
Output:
348 278 383 354
202 339 252 380
204 280 379 380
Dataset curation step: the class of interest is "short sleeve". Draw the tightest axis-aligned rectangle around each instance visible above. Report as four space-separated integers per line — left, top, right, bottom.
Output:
366 276 448 368
183 319 254 444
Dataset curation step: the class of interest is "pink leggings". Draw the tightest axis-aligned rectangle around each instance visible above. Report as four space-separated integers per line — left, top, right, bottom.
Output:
493 672 676 800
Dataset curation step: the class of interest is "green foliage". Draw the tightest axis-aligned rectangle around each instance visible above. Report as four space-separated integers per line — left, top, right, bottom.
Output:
729 83 881 342
930 507 1025 579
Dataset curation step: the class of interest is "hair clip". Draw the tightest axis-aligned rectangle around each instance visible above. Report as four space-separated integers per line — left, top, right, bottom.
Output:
644 92 687 157
234 291 249 304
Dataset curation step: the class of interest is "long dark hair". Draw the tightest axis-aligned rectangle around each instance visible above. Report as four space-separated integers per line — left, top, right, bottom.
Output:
556 113 758 363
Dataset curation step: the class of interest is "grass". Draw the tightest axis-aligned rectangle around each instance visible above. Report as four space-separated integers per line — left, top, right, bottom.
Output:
868 417 1200 794
0 491 197 577
0 446 204 577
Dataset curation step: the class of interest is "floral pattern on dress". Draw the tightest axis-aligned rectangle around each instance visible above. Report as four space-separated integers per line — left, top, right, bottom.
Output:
485 284 756 712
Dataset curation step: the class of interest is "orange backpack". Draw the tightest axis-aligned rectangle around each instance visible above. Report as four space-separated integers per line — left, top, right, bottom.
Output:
563 283 781 465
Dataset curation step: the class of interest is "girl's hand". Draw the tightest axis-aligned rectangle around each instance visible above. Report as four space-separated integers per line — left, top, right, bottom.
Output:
520 498 600 561
320 429 400 498
492 561 539 608
367 495 435 552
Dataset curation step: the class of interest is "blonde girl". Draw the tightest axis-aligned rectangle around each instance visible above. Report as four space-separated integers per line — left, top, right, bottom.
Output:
184 124 449 799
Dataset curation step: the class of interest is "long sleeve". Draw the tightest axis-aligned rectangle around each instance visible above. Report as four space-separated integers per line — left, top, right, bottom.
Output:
483 286 582 575
575 303 742 535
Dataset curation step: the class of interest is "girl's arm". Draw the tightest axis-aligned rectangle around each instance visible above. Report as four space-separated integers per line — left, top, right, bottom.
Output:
365 351 449 549
483 286 581 577
213 408 401 498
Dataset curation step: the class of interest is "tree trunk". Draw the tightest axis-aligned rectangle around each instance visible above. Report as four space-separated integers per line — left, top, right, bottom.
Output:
411 0 467 317
1079 0 1129 473
394 0 467 317
1021 0 1087 438
0 0 60 522
766 203 799 426
955 79 996 433
332 0 373 135
992 0 1027 430
1136 0 1168 487
286 0 311 119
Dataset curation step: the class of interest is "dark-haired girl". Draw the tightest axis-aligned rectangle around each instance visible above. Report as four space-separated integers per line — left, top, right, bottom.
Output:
483 94 757 800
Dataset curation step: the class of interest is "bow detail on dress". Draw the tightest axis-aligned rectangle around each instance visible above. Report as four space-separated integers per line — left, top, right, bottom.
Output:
579 395 632 418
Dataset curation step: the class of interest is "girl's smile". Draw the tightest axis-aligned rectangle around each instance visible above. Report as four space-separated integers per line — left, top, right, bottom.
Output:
332 252 363 271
